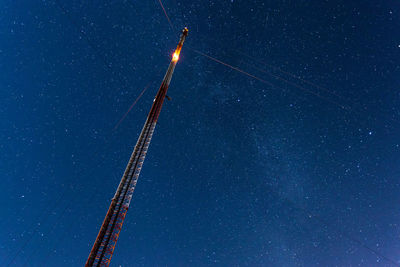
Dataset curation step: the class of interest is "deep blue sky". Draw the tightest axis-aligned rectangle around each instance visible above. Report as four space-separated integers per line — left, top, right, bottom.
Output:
1 0 400 266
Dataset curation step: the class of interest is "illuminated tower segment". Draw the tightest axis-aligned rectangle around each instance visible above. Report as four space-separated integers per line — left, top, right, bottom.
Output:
86 27 188 267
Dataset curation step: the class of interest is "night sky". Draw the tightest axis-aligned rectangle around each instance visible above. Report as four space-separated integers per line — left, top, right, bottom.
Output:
1 0 400 266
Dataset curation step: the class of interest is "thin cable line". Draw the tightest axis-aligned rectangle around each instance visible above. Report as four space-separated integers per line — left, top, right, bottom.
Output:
113 82 153 131
157 0 175 31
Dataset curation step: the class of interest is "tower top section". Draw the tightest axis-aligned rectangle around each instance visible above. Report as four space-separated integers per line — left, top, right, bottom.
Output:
172 27 188 62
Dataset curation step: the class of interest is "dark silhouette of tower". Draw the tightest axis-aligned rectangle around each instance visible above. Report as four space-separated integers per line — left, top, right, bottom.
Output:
86 28 188 267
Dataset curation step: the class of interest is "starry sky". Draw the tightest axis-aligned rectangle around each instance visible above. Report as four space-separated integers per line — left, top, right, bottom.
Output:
1 0 400 266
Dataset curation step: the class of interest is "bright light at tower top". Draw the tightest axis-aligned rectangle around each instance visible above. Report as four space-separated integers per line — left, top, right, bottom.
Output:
172 51 180 61
172 27 188 62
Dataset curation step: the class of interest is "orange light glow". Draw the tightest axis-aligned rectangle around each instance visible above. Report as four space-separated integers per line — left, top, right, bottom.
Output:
172 51 179 61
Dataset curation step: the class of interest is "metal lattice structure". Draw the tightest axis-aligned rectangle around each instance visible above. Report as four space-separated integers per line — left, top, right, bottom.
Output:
86 28 188 267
